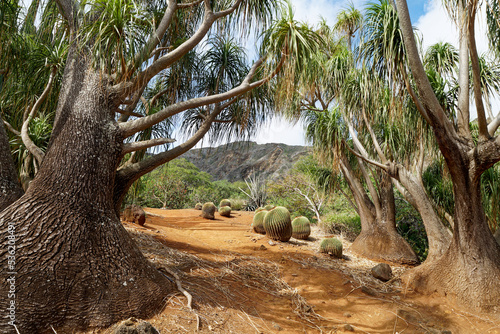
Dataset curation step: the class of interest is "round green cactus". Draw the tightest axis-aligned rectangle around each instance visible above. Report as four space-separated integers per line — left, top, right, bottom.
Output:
264 204 275 211
292 216 311 240
255 207 265 213
219 199 231 208
219 206 231 217
319 238 343 258
195 203 203 210
263 206 292 242
201 202 216 219
252 210 267 234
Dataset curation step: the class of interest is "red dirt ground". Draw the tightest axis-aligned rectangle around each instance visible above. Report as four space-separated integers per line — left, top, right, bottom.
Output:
91 209 500 334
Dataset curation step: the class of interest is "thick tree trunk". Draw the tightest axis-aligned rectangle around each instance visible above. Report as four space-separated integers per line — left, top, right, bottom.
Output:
340 157 418 265
0 117 23 211
405 168 500 311
350 172 419 265
0 67 173 332
393 167 451 261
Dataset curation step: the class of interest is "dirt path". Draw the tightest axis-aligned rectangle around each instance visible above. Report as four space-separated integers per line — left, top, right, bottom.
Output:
100 209 500 334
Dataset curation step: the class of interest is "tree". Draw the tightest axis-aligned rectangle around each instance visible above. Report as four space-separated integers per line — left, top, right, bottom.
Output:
0 0 322 332
333 1 362 51
393 0 500 311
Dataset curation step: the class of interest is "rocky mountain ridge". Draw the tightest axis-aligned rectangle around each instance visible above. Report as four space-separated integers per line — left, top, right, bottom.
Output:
180 141 310 182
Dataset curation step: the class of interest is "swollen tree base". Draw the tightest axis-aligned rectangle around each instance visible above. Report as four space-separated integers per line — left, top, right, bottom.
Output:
0 192 174 333
351 228 419 265
402 236 500 312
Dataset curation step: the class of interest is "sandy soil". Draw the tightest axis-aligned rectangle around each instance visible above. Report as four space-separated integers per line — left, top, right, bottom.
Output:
88 209 500 334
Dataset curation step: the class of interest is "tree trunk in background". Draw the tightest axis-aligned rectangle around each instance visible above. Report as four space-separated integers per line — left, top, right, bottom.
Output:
340 156 418 265
0 116 23 211
0 61 173 332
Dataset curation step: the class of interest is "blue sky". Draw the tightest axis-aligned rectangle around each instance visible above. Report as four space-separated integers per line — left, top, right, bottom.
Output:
249 0 498 147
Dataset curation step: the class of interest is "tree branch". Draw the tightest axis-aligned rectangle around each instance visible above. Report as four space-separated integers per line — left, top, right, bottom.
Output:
21 67 57 166
54 0 77 31
467 4 489 140
120 55 277 138
3 121 20 136
122 138 176 155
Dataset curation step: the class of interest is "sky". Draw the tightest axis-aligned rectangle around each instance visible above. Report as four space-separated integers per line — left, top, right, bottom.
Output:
249 0 500 147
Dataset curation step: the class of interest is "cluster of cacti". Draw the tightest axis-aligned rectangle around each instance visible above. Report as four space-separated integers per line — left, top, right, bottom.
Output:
195 203 203 210
201 202 216 219
219 199 231 208
263 206 292 242
252 210 268 234
219 206 231 217
319 238 343 258
291 216 311 240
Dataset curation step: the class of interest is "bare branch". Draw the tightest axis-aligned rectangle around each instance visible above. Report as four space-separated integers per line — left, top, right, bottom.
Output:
467 5 489 140
344 142 389 171
115 107 143 118
21 67 57 165
122 138 176 155
3 121 20 136
120 55 276 138
488 111 500 136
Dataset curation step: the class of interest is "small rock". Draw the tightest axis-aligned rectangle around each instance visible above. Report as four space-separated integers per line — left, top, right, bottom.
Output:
259 245 267 250
272 322 282 331
344 324 354 331
268 240 276 246
343 312 352 318
442 331 452 334
291 273 298 277
113 318 159 334
371 263 392 282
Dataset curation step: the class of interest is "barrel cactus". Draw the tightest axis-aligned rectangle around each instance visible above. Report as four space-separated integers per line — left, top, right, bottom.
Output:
263 206 292 242
292 216 311 240
320 238 343 258
255 207 265 213
219 199 231 208
195 203 203 210
252 210 267 234
219 206 231 217
201 202 216 219
264 204 275 211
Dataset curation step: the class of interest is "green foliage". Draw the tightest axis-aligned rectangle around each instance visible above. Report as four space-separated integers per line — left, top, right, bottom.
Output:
319 238 343 258
263 206 292 242
252 210 267 234
291 216 311 240
395 196 429 262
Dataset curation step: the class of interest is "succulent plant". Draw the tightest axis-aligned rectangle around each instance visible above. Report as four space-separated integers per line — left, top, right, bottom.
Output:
219 206 231 217
195 203 203 210
255 207 265 213
252 210 268 234
291 216 311 240
219 199 231 208
319 238 343 258
263 206 292 242
201 202 216 219
264 204 275 211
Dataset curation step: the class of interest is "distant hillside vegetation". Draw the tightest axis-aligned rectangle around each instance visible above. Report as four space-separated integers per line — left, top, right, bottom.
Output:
180 141 311 182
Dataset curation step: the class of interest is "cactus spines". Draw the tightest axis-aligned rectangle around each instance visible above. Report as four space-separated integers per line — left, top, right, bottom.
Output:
263 206 292 242
264 204 275 211
252 210 268 234
201 202 216 219
219 199 231 208
320 238 343 258
219 206 231 217
292 216 311 240
195 203 203 210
